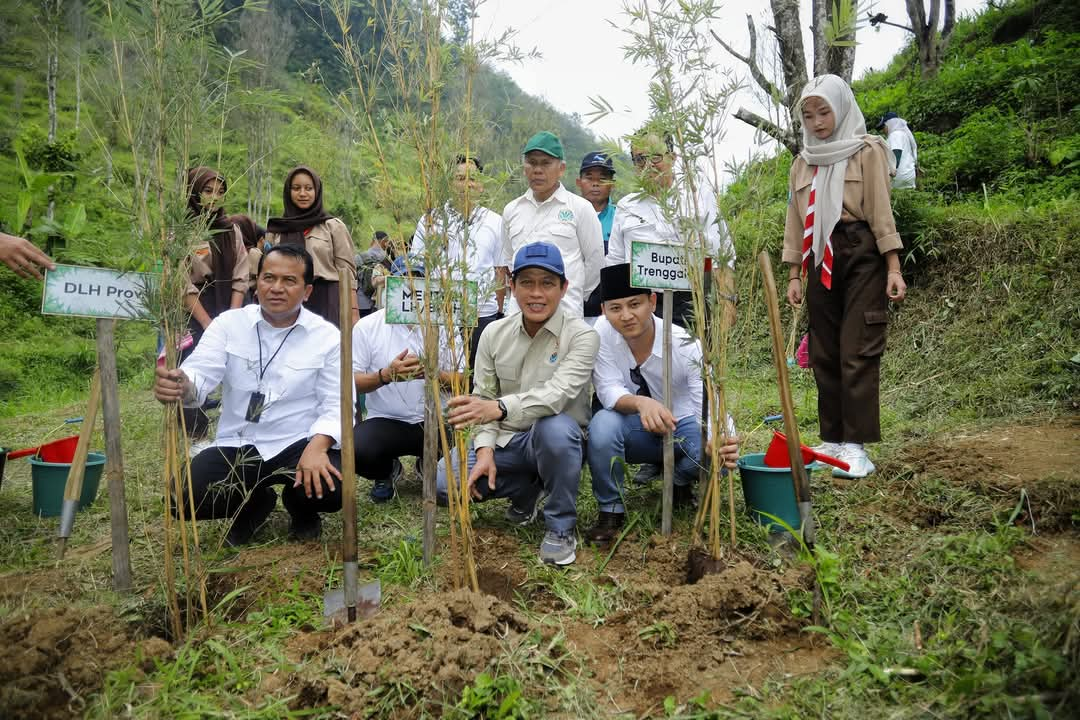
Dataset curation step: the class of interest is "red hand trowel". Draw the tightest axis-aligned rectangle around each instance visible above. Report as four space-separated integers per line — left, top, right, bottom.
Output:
763 430 850 472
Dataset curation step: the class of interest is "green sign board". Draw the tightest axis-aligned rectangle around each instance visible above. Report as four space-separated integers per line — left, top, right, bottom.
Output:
41 264 158 320
629 241 691 291
384 277 478 327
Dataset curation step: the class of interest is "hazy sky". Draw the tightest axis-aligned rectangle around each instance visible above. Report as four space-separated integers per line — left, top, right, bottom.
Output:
478 0 986 182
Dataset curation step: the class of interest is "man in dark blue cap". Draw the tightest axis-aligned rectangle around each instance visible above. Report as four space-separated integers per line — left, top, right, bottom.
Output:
438 241 599 565
576 151 618 253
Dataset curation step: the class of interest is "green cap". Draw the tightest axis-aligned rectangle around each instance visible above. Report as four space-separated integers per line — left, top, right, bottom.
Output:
522 131 564 160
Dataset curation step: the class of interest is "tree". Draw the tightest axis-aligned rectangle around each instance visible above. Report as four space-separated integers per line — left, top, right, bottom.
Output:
715 0 861 154
868 1 956 78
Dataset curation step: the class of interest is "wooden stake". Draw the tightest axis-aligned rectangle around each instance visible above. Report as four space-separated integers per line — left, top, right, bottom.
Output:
757 253 815 546
96 318 131 592
422 325 438 567
661 289 674 536
57 369 102 559
338 272 358 622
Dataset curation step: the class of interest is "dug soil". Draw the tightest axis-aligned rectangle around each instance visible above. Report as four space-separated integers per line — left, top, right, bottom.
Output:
270 528 831 717
885 421 1079 531
0 606 170 720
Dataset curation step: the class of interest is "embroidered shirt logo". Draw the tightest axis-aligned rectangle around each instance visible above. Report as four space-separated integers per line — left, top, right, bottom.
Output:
549 352 558 364
558 209 574 222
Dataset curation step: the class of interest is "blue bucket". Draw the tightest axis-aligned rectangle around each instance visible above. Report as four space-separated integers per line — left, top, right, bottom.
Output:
736 452 813 533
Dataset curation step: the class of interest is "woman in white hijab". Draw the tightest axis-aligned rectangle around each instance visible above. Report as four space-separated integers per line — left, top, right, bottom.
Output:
780 74 907 479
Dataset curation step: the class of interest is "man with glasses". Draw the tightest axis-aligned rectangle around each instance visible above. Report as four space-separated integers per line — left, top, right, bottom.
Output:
499 131 604 319
584 263 739 544
607 123 736 329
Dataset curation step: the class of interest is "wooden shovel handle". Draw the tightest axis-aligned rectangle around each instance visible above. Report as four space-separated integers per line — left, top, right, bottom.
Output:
338 270 357 565
757 252 811 506
63 369 102 502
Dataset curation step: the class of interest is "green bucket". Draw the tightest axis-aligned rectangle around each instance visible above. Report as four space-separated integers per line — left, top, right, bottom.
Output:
29 452 106 517
737 452 813 533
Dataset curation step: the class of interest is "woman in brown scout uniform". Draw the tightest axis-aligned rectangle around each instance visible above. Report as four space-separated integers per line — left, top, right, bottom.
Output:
182 167 248 437
265 166 358 326
782 75 907 479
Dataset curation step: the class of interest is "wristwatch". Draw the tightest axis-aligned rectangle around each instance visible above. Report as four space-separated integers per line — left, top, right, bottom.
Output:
496 399 508 421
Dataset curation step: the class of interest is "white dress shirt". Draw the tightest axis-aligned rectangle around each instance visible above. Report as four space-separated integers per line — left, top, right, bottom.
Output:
500 183 604 318
181 305 342 459
412 204 503 317
352 308 464 424
592 314 703 422
607 186 735 269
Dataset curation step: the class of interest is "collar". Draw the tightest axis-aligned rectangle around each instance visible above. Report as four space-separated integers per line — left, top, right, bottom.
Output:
249 303 317 330
526 182 568 208
518 305 566 338
445 202 488 226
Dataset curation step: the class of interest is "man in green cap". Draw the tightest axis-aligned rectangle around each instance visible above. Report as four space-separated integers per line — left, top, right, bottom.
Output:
499 131 604 320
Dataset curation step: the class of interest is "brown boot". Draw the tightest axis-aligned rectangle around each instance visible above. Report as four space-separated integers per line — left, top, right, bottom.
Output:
586 511 625 544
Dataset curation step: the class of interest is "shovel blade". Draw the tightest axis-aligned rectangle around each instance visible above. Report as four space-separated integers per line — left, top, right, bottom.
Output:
324 579 381 624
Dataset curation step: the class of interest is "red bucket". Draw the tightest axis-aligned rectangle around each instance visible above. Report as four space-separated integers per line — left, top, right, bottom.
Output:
5 435 81 463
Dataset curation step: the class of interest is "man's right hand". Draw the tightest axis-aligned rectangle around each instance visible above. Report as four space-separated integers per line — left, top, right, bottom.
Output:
467 447 497 500
637 396 677 435
387 349 423 381
154 366 192 405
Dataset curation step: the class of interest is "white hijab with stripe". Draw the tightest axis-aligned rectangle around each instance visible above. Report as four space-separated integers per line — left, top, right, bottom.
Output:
798 75 893 268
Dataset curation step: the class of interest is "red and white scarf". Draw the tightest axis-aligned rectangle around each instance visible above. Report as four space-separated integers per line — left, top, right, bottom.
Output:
801 167 833 289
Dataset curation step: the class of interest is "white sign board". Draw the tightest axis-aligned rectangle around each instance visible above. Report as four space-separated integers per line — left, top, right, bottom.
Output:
384 277 478 327
42 264 157 320
630 241 691 291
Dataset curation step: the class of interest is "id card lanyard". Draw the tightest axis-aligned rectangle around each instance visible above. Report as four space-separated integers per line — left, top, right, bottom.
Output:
256 323 297 390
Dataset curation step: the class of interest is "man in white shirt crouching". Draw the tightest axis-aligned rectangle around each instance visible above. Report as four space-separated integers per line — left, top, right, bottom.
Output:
585 263 739 544
154 245 343 546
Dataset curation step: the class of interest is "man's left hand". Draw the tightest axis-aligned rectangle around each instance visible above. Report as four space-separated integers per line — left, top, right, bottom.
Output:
705 435 741 471
447 395 501 429
294 441 341 500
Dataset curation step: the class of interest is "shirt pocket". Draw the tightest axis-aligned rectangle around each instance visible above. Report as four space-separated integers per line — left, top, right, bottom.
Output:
494 360 520 393
225 347 261 392
858 310 888 357
622 219 658 246
280 356 326 397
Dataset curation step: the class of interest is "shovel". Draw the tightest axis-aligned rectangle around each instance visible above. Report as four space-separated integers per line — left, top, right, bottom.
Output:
323 270 381 623
58 370 103 560
764 430 850 472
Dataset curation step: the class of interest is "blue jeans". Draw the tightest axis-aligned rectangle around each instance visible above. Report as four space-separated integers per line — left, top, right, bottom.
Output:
437 414 582 534
588 409 702 514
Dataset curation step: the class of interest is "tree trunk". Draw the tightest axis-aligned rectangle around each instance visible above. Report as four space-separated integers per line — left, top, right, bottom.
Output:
811 0 829 78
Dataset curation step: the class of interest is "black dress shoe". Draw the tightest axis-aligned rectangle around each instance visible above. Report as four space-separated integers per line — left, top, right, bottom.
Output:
288 512 322 542
224 488 276 547
585 511 625 544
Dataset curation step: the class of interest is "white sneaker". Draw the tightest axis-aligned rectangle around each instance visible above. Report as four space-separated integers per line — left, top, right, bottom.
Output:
811 441 843 458
833 444 876 478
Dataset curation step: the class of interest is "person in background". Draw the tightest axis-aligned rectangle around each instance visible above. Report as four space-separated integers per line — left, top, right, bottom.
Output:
584 264 740 543
784 75 907 479
499 131 604 320
356 230 393 318
878 111 918 189
266 166 358 326
352 256 463 503
438 242 599 566
153 245 343 545
227 214 266 300
577 150 617 322
0 231 54 279
412 154 505 373
182 167 248 441
607 123 736 330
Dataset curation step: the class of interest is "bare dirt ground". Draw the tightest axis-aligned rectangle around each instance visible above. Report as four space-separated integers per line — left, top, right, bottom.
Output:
1 420 1076 718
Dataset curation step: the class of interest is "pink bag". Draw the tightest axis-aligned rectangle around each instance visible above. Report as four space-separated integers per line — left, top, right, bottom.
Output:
157 332 194 367
796 333 811 368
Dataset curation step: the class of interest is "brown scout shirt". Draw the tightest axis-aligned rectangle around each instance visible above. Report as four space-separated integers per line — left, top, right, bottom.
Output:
265 217 356 282
782 142 902 266
185 225 248 296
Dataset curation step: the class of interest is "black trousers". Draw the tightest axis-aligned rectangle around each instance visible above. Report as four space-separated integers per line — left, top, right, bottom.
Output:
179 326 210 439
807 222 888 444
354 418 426 481
178 438 343 523
468 312 502 388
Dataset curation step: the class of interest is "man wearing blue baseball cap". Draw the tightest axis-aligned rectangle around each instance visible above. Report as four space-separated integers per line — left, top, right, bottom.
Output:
578 150 618 321
352 255 464 503
499 131 605 320
439 241 599 565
